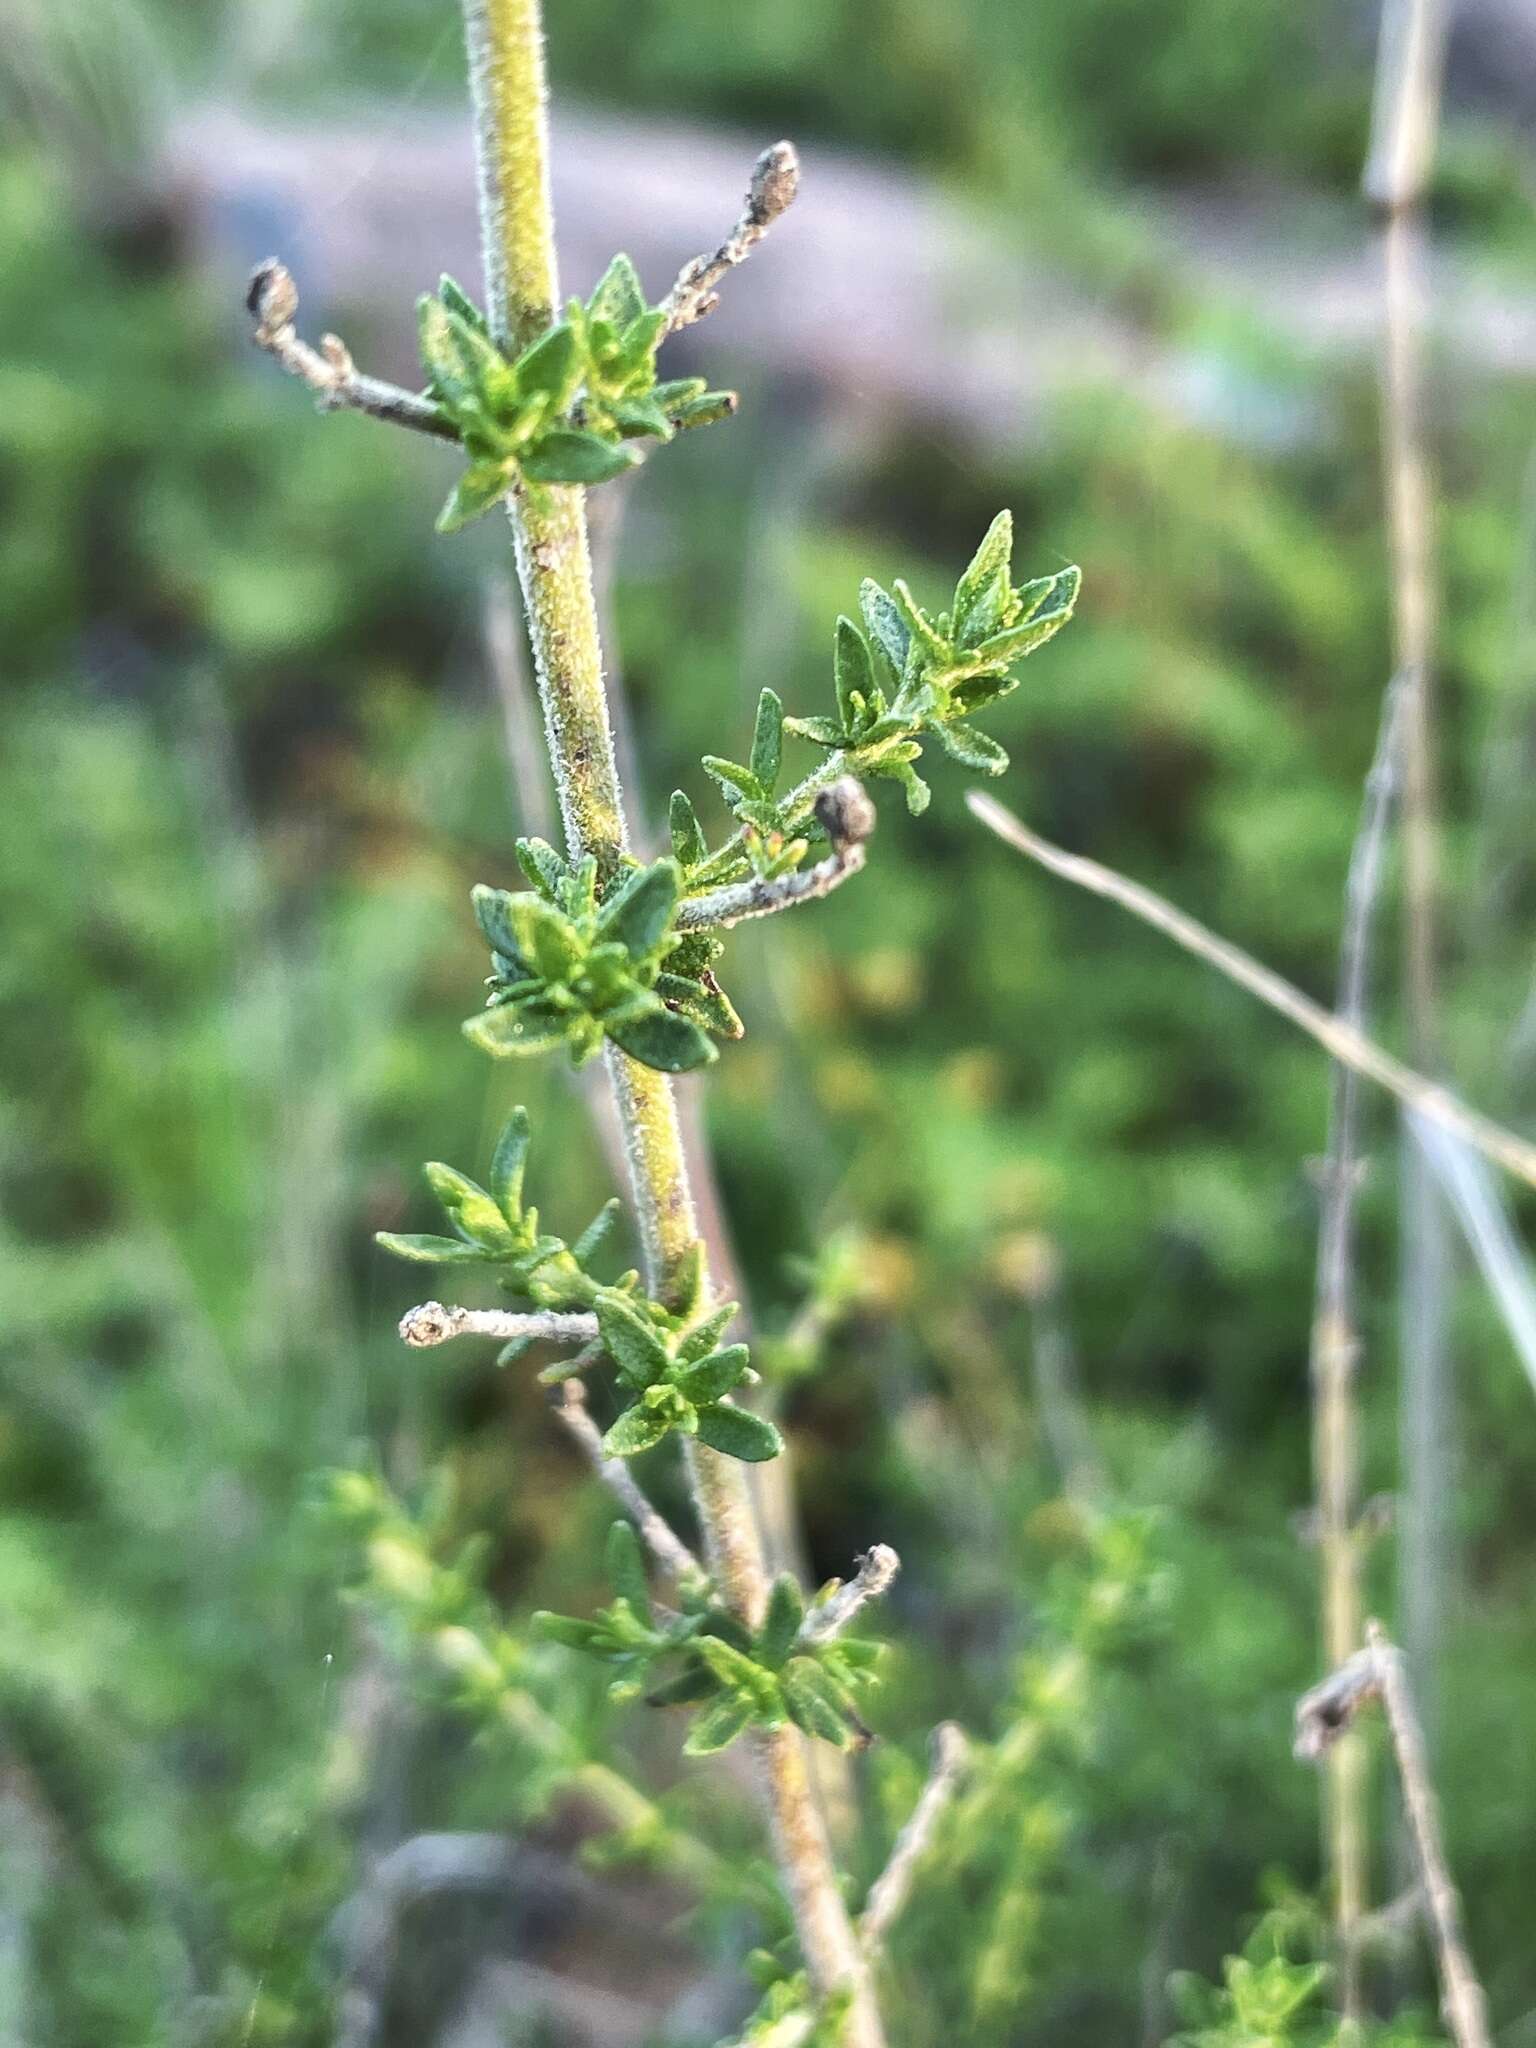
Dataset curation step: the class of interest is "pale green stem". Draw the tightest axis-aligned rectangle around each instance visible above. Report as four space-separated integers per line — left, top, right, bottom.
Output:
458 6 885 2038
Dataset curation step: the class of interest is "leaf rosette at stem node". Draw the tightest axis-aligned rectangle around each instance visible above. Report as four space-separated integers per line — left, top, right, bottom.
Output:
419 257 736 531
535 1523 883 1750
466 842 742 1074
376 1110 779 1464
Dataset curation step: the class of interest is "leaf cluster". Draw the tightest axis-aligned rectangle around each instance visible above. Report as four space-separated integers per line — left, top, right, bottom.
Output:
678 514 1080 892
374 1111 781 1464
466 842 739 1073
374 1104 620 1356
535 1524 882 1751
321 1469 527 1721
1165 1907 1443 2048
418 259 733 531
788 512 1080 811
591 1280 779 1461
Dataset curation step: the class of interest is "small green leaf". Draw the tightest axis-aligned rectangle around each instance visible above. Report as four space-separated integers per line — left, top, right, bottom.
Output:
891 580 951 666
606 1003 717 1074
587 253 647 331
596 858 679 957
951 511 1014 646
424 1163 517 1250
750 688 783 794
759 1575 805 1668
675 1301 737 1364
438 274 489 335
569 1198 622 1267
783 715 844 748
375 1231 495 1264
623 304 667 354
471 885 525 966
531 1610 605 1649
694 1403 783 1463
667 388 738 431
656 970 744 1041
605 1520 652 1623
859 580 910 679
611 396 673 441
515 837 566 902
652 377 707 409
1011 564 1077 625
683 1691 755 1755
601 1402 674 1457
697 1636 768 1692
436 461 512 533
701 756 765 806
514 321 581 410
596 1289 670 1386
669 790 708 869
833 616 874 730
463 1007 570 1059
883 759 931 816
507 896 581 982
521 428 639 485
418 294 505 415
975 566 1080 663
673 1239 708 1322
780 1657 854 1746
673 1345 751 1405
489 1107 532 1222
931 721 1009 774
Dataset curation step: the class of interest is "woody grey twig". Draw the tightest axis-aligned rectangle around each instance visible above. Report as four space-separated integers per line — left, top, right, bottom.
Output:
859 1722 970 1956
1309 674 1405 2017
553 1381 701 1580
1293 1624 1491 2048
663 141 801 336
968 791 1536 1195
247 260 456 441
398 1302 598 1349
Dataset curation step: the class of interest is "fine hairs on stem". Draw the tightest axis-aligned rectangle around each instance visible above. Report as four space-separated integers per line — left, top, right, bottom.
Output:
455 4 884 2038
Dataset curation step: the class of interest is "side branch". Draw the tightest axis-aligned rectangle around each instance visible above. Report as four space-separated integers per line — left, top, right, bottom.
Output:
859 1723 970 1957
663 141 801 336
680 777 875 929
679 776 875 931
677 842 867 933
968 792 1536 1195
554 1382 702 1580
801 1545 900 1645
247 261 456 442
1295 1626 1490 2048
398 1302 598 1349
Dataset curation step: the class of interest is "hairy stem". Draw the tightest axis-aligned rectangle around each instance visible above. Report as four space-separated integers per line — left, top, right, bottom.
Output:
458 7 884 2037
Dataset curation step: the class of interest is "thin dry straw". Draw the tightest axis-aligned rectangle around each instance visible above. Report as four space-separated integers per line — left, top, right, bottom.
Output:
967 790 1536 1195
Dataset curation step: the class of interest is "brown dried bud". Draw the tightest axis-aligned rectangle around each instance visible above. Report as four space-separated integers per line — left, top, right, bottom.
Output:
246 257 298 335
814 775 877 853
748 141 800 226
399 1301 456 1348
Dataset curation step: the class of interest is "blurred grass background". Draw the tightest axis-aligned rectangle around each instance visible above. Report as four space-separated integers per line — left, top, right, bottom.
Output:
3 1 1536 2043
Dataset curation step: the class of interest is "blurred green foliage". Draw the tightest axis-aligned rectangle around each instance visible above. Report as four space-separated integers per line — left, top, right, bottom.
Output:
5 1 1536 2042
